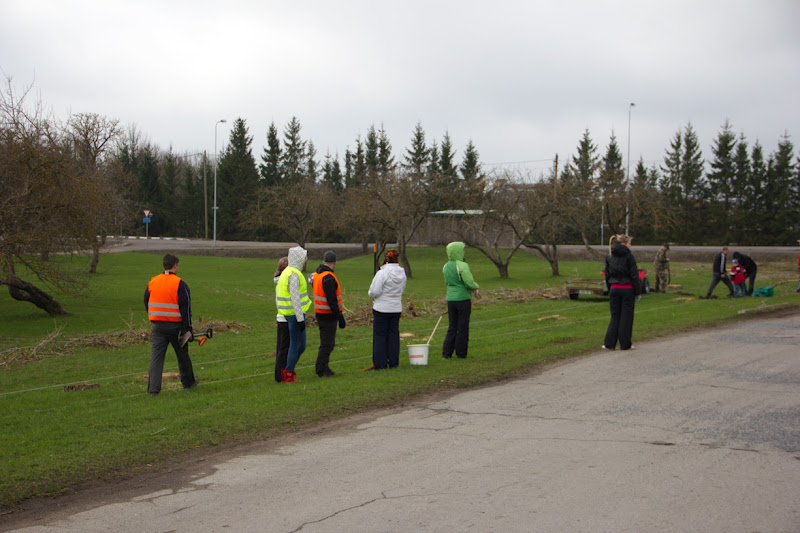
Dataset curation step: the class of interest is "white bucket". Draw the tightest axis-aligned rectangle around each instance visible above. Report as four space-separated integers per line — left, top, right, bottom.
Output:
407 344 430 366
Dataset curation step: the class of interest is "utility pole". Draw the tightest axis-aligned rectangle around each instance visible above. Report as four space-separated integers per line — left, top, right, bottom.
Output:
626 102 635 235
203 150 208 240
552 154 558 201
214 119 227 246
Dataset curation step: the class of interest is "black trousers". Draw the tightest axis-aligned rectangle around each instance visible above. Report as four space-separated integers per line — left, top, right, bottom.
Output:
372 310 401 369
442 299 471 359
316 317 338 375
274 320 289 382
148 321 196 394
604 288 635 350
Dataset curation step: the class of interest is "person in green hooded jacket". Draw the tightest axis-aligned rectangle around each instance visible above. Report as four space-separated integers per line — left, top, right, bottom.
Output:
442 241 480 359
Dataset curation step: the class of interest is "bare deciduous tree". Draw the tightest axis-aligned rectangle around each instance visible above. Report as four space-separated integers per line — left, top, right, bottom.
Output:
0 77 104 315
524 168 568 276
452 172 550 278
67 112 125 273
240 179 333 249
367 170 439 278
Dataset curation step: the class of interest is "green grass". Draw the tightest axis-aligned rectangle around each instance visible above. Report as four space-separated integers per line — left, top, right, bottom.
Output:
0 248 797 507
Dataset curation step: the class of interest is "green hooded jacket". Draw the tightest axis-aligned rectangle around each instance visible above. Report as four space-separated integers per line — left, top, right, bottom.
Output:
443 242 479 301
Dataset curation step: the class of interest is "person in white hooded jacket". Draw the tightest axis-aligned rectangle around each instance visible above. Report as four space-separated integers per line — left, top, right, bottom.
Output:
275 246 310 383
368 249 407 369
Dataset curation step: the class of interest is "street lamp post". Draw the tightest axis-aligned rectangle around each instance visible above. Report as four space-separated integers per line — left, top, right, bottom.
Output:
213 119 227 246
203 150 208 240
626 102 635 234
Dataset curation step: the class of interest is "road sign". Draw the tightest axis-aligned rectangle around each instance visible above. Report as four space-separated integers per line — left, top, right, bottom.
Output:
143 209 152 218
143 218 151 223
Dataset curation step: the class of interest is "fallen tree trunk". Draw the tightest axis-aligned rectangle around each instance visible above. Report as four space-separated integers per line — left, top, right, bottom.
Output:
3 276 67 316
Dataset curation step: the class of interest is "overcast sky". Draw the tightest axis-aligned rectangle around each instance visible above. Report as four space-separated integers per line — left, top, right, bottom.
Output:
2 0 799 176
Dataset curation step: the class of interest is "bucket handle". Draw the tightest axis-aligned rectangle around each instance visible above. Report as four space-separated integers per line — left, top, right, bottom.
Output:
426 315 444 345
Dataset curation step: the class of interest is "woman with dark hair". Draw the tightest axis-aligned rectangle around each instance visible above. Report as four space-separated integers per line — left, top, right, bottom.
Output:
603 235 642 351
368 249 407 369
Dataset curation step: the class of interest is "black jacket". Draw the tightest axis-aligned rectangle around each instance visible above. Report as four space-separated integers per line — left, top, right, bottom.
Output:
605 244 642 295
732 252 756 274
712 251 729 275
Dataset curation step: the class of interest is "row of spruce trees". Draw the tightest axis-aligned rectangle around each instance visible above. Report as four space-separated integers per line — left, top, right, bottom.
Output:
117 117 798 245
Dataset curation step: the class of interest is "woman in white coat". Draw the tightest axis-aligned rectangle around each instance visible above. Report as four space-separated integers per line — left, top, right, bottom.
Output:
368 249 407 369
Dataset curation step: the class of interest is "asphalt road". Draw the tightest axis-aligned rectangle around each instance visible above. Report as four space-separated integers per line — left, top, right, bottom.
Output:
108 237 800 256
106 237 800 266
4 311 799 532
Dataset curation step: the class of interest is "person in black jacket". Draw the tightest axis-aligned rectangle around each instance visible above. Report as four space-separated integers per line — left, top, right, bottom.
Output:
603 235 641 351
311 251 346 377
706 246 735 298
732 251 757 296
144 254 198 395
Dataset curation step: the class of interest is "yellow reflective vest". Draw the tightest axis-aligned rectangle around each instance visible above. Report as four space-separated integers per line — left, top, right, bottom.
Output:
276 266 312 316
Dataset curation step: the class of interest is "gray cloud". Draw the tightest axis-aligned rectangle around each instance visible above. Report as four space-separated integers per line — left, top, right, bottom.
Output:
2 0 798 175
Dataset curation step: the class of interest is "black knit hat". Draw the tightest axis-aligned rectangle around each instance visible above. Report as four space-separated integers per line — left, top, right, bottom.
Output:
323 251 337 263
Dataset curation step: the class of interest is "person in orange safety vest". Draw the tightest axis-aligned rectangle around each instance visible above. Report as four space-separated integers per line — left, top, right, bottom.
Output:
311 250 345 377
144 254 198 396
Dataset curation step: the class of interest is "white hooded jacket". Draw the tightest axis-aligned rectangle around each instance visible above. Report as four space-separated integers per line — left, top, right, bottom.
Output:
368 263 407 313
286 246 308 320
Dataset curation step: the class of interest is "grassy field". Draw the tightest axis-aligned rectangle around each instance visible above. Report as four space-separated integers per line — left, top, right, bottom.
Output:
1 247 798 508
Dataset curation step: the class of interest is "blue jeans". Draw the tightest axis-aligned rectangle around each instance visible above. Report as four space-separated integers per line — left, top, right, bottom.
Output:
734 283 747 297
285 314 307 371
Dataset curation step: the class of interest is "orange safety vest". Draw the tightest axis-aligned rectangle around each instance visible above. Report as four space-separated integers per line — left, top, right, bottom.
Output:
147 273 182 322
312 271 343 315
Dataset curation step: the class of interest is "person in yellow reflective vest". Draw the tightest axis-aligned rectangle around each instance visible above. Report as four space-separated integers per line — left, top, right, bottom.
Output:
275 246 311 383
311 250 345 377
143 254 198 395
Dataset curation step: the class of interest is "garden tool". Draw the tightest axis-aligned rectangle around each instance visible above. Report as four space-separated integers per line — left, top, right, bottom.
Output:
180 328 213 347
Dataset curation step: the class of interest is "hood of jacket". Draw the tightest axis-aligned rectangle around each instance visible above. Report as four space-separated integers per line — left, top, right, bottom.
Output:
381 262 406 283
369 263 407 313
315 264 334 275
288 246 307 271
446 241 465 261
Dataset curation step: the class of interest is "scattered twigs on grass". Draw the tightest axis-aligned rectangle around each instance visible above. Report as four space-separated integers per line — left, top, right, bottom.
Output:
0 319 251 368
63 383 100 392
481 287 563 302
0 325 66 368
537 314 564 322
